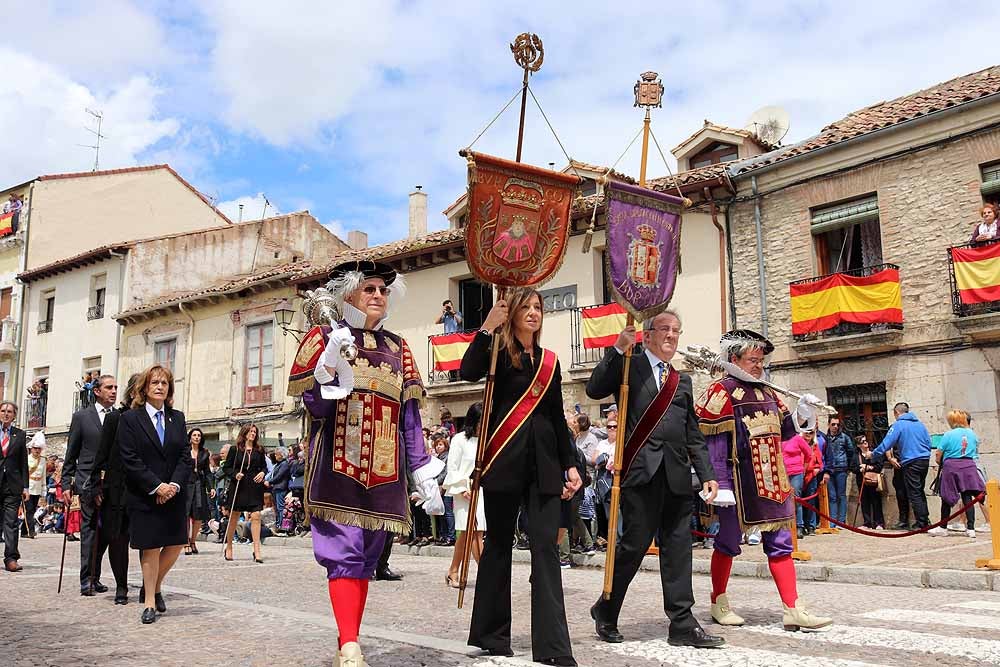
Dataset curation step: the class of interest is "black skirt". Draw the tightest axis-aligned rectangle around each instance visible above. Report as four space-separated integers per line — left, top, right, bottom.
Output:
226 477 265 513
186 471 212 521
128 494 187 550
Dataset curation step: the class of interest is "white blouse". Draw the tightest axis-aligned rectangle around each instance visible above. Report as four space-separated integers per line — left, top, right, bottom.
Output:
442 432 478 496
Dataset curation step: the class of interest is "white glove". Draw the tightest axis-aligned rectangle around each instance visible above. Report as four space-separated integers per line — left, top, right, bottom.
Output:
316 327 356 400
320 327 355 369
416 477 444 516
794 394 820 433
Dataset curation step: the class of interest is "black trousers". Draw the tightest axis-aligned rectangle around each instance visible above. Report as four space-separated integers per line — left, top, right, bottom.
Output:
941 491 978 530
891 466 909 523
469 483 573 662
21 494 40 536
593 465 698 635
376 531 394 571
902 458 930 526
100 504 130 589
1 492 21 563
859 485 885 528
79 495 108 588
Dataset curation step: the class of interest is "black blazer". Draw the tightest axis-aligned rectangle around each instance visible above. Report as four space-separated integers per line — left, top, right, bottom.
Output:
63 405 106 494
460 331 576 495
92 408 126 507
0 425 28 496
117 405 192 512
586 347 714 495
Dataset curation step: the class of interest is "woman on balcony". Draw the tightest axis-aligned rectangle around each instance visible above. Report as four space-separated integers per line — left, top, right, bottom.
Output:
460 287 582 666
970 203 999 243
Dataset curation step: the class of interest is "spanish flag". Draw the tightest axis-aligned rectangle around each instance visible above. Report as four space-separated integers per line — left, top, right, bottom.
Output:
951 243 1000 304
581 303 644 349
430 331 477 371
0 211 12 237
790 267 903 335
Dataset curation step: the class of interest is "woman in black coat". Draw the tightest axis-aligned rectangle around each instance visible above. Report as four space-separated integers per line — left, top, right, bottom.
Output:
184 428 214 555
117 365 193 625
221 423 267 563
460 287 582 667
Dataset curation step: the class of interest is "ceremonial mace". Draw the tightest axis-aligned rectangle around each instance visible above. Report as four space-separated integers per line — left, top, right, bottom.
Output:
457 32 544 610
302 287 358 361
600 72 665 600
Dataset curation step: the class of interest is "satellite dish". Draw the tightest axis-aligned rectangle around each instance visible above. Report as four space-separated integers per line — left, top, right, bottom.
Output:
745 105 791 145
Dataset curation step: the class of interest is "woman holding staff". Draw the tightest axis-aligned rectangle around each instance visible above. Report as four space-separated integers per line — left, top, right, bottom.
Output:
461 287 582 667
221 423 267 562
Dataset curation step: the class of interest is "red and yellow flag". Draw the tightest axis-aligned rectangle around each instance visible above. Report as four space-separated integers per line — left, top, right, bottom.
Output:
790 267 903 335
0 211 13 237
581 303 644 349
951 243 1000 304
430 331 477 371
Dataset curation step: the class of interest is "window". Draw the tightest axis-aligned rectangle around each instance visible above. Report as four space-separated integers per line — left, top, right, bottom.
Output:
0 287 10 320
689 142 739 169
827 382 889 446
981 162 1000 198
38 290 54 333
459 279 493 331
154 338 177 372
88 274 106 320
811 195 883 275
82 356 102 375
244 322 274 405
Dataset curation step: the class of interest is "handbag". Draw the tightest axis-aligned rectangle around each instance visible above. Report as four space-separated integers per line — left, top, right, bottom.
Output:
863 470 885 494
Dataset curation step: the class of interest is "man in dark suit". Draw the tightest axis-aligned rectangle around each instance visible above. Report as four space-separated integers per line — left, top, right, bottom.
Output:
0 400 29 572
63 374 118 595
586 310 723 648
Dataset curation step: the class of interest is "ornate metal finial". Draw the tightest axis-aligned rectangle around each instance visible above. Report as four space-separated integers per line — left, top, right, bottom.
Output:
634 71 664 109
510 33 544 73
302 288 358 361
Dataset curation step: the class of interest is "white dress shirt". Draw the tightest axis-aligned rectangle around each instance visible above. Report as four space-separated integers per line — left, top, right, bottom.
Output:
612 345 672 389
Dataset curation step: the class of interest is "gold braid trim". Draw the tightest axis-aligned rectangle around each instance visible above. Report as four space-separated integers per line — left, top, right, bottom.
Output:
306 506 409 535
287 376 314 397
699 421 735 436
402 384 425 407
752 521 791 533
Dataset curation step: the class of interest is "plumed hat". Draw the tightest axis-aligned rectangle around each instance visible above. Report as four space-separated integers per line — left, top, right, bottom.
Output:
329 259 397 285
720 329 774 356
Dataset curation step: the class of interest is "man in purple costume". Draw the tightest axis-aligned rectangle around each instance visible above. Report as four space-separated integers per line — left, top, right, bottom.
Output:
288 260 443 667
695 329 832 633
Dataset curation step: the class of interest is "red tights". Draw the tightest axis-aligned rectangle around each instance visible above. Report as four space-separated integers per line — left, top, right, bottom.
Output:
710 552 798 607
328 578 370 647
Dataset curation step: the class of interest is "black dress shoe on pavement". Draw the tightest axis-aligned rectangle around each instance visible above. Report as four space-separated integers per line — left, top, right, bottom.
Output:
538 657 577 666
893 521 909 530
375 567 403 581
477 648 514 657
154 592 166 613
80 587 95 597
92 582 109 593
141 608 157 624
114 587 128 605
668 626 726 648
590 601 624 643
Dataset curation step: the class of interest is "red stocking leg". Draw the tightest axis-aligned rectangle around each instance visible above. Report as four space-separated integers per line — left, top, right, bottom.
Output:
768 555 798 607
710 551 733 603
328 578 365 648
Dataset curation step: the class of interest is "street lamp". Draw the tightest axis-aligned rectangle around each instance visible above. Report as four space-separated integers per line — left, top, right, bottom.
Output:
273 298 295 336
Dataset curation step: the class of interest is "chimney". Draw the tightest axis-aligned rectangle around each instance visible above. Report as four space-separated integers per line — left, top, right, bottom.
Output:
347 230 368 250
408 186 428 239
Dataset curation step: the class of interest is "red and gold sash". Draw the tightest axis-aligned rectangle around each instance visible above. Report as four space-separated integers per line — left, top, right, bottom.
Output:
621 365 680 476
482 348 558 477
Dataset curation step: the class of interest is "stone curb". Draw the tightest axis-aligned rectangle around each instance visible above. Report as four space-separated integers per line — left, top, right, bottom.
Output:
196 534 998 592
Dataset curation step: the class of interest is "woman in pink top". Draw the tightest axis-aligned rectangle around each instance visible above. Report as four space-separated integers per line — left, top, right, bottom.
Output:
782 430 816 539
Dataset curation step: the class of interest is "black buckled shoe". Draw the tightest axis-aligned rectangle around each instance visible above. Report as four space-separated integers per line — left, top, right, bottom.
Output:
141 608 157 624
590 601 624 643
374 567 402 581
668 626 726 648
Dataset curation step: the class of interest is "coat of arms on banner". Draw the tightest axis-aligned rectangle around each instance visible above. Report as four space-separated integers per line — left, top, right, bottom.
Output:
604 180 684 321
462 151 581 287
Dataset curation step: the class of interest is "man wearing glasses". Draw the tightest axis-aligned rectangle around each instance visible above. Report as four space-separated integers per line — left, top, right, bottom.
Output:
586 310 723 648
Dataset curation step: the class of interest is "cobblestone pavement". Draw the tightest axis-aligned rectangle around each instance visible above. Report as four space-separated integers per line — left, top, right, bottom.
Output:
4 533 1000 666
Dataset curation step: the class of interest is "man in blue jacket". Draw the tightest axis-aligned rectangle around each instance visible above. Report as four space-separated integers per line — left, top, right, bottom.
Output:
822 416 854 524
872 402 932 528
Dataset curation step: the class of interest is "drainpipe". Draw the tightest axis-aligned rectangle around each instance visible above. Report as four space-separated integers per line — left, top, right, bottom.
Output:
108 248 126 381
724 204 737 328
703 186 727 334
751 175 768 338
178 301 195 411
13 181 35 415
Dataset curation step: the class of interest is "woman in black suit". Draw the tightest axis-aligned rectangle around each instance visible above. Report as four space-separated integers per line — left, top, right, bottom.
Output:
184 428 213 555
461 287 582 667
117 365 193 624
221 423 267 563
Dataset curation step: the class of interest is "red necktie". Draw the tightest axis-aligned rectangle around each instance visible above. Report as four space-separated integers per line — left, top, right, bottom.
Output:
1 431 9 457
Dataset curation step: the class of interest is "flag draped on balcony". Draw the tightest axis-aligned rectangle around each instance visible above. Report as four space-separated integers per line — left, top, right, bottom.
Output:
951 242 1000 304
0 211 13 236
430 331 478 371
581 303 645 349
789 267 903 335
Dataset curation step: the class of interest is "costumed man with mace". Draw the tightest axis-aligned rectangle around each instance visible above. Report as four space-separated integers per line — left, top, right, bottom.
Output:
586 310 724 648
696 329 832 631
288 260 444 667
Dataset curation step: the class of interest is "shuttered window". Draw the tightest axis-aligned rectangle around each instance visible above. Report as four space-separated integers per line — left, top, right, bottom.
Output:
244 322 273 405
810 195 879 235
981 163 1000 196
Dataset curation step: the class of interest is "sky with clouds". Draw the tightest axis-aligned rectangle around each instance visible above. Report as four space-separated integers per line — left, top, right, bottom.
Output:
3 1 997 244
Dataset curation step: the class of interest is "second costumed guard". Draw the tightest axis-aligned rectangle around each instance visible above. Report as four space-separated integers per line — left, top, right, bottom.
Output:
695 329 832 632
288 260 444 667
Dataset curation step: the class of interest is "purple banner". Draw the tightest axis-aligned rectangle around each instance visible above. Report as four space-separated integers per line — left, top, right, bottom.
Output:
604 180 684 322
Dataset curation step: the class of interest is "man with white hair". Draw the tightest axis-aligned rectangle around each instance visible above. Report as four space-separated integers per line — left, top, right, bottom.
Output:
288 259 443 667
696 329 831 632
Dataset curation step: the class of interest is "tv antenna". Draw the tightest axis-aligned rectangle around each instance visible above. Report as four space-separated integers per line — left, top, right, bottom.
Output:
77 108 106 171
745 105 790 146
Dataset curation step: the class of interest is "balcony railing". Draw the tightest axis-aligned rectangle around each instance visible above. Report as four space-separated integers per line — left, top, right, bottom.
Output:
570 304 616 368
23 395 46 429
949 239 1000 317
790 263 903 342
37 319 52 334
87 303 104 320
426 330 476 386
73 390 95 413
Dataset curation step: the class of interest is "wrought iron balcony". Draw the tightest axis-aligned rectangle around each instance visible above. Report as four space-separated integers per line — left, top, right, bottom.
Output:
948 239 1000 317
23 396 46 429
87 303 104 320
37 319 52 334
789 263 903 343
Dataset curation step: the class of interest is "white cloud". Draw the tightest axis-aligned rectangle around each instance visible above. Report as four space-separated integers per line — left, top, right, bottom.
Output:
217 193 278 223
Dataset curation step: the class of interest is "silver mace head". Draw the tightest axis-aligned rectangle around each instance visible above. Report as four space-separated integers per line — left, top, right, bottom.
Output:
302 288 358 362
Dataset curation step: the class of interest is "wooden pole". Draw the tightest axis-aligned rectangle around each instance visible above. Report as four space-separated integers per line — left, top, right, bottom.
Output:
790 517 811 561
815 481 839 534
515 66 530 163
602 314 634 600
638 110 651 187
975 479 1000 570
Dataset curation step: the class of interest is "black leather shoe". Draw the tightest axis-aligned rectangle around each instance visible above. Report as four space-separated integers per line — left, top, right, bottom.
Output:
668 626 726 648
92 582 109 593
114 587 128 605
538 657 577 666
141 608 157 624
154 592 166 613
375 567 402 581
80 587 95 597
590 601 624 643
476 648 513 657
893 521 909 529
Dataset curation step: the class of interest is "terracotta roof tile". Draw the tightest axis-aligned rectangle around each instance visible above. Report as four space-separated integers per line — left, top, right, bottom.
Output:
647 163 733 192
18 243 134 282
734 65 1000 175
672 120 779 154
